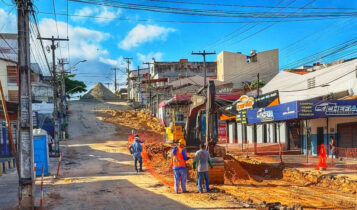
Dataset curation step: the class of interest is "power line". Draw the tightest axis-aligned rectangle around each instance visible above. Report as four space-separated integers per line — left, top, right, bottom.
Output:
52 0 63 58
204 0 287 50
228 0 316 47
66 0 70 63
30 10 51 75
36 11 351 24
68 0 357 19
136 0 357 11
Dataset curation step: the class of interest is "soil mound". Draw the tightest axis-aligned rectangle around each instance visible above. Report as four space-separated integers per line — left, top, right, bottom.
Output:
82 83 118 101
100 109 165 134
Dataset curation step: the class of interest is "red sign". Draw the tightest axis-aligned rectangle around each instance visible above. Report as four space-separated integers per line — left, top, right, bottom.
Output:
218 123 226 137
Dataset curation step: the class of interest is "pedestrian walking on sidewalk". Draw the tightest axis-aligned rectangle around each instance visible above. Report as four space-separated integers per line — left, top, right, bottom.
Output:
172 139 189 193
129 136 143 172
193 144 213 193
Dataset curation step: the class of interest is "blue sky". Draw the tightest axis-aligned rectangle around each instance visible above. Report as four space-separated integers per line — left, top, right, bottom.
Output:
1 0 357 94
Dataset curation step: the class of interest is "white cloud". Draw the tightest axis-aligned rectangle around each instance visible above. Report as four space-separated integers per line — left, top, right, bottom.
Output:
98 56 135 71
0 9 16 33
119 24 175 50
99 57 122 66
137 52 163 63
72 6 121 24
38 18 110 60
95 7 121 23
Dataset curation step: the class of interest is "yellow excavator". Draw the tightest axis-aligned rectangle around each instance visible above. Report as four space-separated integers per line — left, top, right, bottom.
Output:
166 109 184 143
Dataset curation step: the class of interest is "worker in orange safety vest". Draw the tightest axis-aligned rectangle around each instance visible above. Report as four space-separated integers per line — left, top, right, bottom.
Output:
172 139 189 193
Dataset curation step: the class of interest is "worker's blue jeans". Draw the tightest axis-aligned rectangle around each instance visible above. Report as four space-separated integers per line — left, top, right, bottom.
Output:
197 171 209 193
134 155 142 171
173 168 187 193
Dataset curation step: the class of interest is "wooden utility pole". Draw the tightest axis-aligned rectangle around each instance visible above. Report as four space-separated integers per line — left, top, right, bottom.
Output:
124 57 132 102
37 36 68 157
110 68 120 94
192 50 216 87
16 0 34 207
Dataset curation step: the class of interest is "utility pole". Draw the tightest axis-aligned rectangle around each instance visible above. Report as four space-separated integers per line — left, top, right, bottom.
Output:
257 73 260 97
110 68 120 94
58 58 68 141
17 0 34 207
38 36 69 157
137 66 141 105
143 62 152 111
124 57 132 102
192 50 216 87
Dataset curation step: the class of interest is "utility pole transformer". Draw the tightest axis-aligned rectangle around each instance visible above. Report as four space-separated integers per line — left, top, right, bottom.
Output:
38 36 68 157
16 0 34 207
192 50 216 87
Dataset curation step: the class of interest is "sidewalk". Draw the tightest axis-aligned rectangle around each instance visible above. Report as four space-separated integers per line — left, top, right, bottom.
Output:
0 157 59 209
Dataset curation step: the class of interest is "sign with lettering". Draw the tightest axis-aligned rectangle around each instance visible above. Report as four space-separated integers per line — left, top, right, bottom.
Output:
254 90 279 108
236 110 247 124
236 95 254 111
247 101 298 124
298 100 357 118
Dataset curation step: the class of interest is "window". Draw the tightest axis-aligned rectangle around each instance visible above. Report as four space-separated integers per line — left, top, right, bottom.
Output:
7 66 17 84
8 90 18 102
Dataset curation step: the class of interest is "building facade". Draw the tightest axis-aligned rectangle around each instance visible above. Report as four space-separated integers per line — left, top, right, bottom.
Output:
216 49 279 90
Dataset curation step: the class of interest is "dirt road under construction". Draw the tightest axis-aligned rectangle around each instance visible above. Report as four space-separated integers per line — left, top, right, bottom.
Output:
98 107 357 209
43 101 245 209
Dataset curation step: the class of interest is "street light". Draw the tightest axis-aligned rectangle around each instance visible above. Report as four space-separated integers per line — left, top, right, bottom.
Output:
66 59 87 73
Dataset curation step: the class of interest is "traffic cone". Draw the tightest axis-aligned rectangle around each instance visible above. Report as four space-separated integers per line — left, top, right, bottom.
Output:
316 144 328 170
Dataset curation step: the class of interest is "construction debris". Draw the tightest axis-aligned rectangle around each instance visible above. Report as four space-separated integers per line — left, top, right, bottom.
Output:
100 109 165 135
99 109 357 209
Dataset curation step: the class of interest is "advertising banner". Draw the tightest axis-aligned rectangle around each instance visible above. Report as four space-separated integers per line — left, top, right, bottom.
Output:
247 101 298 124
298 100 357 118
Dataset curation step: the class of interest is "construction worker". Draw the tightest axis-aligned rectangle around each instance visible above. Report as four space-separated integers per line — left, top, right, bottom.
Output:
134 134 144 143
172 139 189 193
193 143 213 193
129 136 143 172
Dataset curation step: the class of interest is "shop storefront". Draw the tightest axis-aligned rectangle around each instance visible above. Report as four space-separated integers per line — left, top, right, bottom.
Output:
245 99 357 155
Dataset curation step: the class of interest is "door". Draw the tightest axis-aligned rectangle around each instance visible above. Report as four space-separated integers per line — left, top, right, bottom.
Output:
338 122 357 148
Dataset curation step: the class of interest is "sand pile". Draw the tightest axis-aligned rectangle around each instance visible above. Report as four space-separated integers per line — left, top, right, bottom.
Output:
82 83 118 101
100 109 165 135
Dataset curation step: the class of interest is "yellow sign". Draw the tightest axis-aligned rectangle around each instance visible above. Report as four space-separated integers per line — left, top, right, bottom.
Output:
236 95 254 111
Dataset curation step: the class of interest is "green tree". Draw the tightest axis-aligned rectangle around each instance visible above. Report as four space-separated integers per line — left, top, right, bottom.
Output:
249 80 265 89
58 74 87 98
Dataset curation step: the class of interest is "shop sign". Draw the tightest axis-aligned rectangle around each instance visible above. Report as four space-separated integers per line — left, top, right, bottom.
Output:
254 90 279 108
236 95 254 111
257 108 274 122
247 101 298 124
236 110 247 124
298 100 357 118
